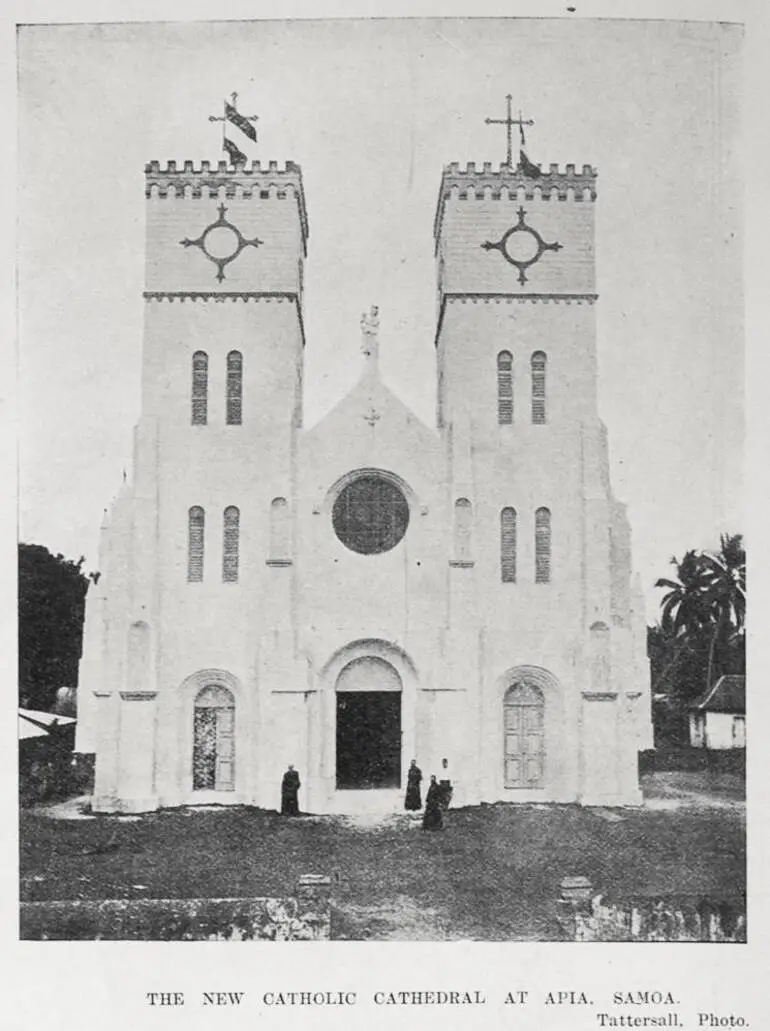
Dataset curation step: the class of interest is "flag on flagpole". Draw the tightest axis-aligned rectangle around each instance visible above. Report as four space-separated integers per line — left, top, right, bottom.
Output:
223 136 247 165
519 150 542 179
225 101 257 142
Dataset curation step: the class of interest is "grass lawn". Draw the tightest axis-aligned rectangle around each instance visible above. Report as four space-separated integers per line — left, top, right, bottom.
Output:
20 772 745 941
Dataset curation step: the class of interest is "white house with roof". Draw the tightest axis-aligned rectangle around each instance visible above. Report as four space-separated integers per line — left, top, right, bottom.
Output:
689 675 745 750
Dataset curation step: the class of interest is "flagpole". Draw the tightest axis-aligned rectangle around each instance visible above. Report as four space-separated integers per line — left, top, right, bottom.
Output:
209 93 259 167
506 94 513 169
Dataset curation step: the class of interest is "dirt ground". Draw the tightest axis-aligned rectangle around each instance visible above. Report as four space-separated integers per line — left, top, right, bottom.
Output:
20 771 745 941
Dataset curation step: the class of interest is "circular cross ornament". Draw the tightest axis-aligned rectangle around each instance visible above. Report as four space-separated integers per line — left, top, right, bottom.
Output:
481 206 562 284
180 203 263 282
204 225 241 260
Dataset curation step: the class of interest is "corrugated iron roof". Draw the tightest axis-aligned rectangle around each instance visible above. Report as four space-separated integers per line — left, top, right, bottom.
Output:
689 675 745 714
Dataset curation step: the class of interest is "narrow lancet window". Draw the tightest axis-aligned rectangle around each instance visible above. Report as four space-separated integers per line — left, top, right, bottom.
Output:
497 350 513 424
222 506 240 582
501 507 517 583
531 351 547 424
188 506 205 582
535 507 551 583
269 497 290 561
192 351 208 425
454 498 472 562
226 351 243 425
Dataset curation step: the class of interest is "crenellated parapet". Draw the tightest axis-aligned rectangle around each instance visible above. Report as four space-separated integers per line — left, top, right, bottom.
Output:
434 161 597 245
441 160 597 191
145 159 309 245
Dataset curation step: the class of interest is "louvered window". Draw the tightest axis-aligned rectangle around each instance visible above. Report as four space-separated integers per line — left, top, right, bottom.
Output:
535 507 551 583
454 498 472 561
501 507 517 583
226 351 243 425
222 506 240 582
188 506 205 582
497 350 513 424
531 351 547 424
192 352 208 425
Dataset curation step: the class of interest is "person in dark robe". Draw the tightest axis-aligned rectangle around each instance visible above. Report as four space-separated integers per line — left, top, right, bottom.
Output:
438 757 453 810
404 758 422 810
281 765 301 815
422 775 443 831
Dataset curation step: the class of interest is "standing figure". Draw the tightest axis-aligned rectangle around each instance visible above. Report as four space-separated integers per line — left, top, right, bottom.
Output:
438 757 453 810
281 764 301 815
422 775 443 831
404 758 422 810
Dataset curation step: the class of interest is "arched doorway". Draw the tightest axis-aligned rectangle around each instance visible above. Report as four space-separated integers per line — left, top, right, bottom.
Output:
335 657 402 789
503 680 545 788
192 685 235 791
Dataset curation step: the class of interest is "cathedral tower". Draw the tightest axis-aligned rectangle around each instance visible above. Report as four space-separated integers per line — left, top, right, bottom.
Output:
434 129 650 805
78 156 309 812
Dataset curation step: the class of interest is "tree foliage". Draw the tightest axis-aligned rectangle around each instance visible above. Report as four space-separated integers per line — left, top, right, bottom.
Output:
649 534 745 739
18 543 94 711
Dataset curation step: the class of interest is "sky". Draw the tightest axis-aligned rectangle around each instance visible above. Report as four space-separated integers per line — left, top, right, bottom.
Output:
17 17 743 620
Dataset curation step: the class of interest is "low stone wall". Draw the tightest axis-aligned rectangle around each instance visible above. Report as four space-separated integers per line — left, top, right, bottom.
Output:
20 874 331 941
557 877 746 943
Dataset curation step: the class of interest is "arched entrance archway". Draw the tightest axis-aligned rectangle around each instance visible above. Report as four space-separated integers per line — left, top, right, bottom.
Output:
335 656 402 789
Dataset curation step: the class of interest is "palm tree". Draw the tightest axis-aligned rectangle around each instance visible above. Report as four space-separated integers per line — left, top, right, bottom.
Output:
702 533 746 629
655 550 713 639
654 535 746 698
701 533 746 689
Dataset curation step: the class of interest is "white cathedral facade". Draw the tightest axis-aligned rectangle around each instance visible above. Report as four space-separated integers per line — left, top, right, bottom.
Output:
76 141 652 814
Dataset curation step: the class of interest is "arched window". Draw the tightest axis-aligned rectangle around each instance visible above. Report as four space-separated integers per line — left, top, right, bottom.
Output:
504 682 545 787
188 506 205 582
589 621 611 692
535 507 551 583
222 506 240 582
501 507 517 583
531 351 547 424
226 351 243 425
270 497 290 561
497 350 513 424
191 351 208 425
193 685 235 791
454 498 472 562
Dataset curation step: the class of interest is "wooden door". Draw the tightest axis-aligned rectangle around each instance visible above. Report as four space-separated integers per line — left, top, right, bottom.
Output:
504 684 545 788
215 707 235 790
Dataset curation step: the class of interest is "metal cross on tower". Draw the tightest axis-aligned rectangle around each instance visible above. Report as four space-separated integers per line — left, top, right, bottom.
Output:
484 95 534 169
